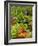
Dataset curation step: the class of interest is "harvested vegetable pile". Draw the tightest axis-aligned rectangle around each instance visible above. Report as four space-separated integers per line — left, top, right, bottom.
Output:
10 5 32 39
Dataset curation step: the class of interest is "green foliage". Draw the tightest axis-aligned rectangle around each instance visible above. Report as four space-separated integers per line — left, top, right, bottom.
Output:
10 5 32 38
11 23 19 38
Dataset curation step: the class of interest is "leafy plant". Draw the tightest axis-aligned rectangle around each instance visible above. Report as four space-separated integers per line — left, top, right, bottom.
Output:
10 5 32 38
